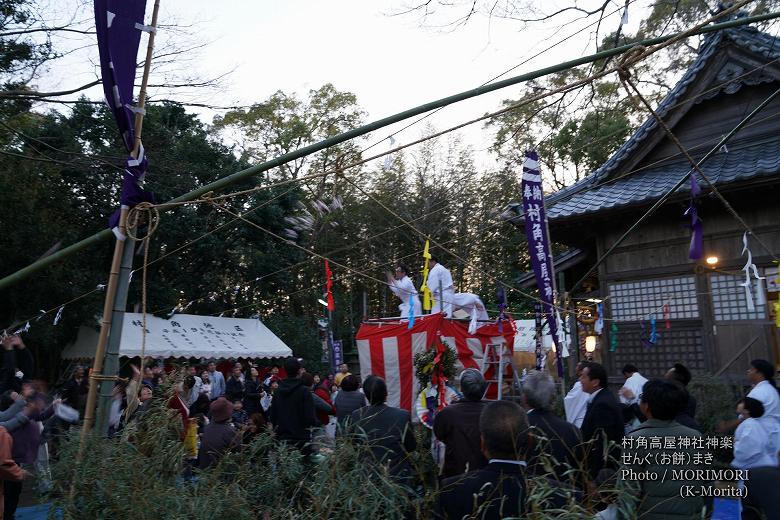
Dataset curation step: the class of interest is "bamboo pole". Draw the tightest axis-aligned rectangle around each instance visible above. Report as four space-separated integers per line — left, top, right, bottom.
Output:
1 11 778 292
79 0 161 445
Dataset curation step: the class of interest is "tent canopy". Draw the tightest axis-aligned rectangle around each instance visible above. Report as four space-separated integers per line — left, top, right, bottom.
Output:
62 313 292 360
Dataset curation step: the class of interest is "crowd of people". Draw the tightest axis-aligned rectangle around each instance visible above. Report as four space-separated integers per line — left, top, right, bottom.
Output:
1 325 780 519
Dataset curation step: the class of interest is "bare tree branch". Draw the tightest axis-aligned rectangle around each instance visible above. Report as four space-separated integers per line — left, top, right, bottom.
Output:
0 80 100 99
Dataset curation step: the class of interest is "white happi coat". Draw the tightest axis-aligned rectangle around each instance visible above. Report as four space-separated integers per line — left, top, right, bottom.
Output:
426 263 455 317
389 275 422 318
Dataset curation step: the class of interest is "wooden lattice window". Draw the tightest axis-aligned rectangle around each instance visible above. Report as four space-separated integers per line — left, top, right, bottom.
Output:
611 327 705 377
710 274 767 321
608 277 699 322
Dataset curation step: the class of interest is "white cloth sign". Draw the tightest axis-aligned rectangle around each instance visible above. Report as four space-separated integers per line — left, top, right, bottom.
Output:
62 313 292 359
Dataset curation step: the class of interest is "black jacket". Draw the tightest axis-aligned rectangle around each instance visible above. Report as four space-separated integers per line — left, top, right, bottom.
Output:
580 387 624 477
433 399 487 478
243 378 264 415
350 404 417 485
435 461 526 520
225 377 244 403
526 408 583 482
269 377 316 445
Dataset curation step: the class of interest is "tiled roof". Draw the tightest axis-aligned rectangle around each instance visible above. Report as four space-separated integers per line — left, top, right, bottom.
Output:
505 24 780 223
544 138 780 220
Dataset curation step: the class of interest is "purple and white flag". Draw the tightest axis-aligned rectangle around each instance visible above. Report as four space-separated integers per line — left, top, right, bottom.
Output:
95 0 154 232
522 150 563 376
94 0 147 152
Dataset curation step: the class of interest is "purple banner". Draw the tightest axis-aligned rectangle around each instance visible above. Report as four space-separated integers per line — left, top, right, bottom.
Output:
331 339 343 370
522 150 563 376
95 0 155 229
94 0 147 153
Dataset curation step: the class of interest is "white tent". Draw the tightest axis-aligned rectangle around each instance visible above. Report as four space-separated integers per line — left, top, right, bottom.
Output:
62 313 292 360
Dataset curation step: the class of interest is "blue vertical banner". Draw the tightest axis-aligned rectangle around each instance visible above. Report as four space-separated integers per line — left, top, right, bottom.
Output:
522 150 563 376
331 339 343 373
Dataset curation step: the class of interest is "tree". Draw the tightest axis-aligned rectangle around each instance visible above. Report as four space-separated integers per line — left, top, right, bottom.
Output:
399 0 780 189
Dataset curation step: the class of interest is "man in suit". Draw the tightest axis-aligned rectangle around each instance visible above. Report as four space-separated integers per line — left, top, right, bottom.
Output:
350 376 416 487
435 400 529 520
433 368 488 478
579 362 624 479
522 370 582 483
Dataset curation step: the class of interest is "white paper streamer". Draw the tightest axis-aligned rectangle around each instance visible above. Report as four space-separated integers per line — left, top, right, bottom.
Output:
383 136 396 169
53 306 64 325
134 22 157 33
741 232 765 312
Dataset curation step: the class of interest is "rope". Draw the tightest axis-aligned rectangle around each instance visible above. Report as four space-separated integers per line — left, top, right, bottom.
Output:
125 202 161 398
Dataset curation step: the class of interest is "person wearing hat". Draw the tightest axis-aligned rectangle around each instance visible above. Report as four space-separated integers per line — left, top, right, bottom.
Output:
198 397 239 470
433 368 489 478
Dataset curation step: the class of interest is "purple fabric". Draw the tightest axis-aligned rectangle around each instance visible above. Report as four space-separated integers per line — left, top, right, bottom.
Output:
496 287 507 333
522 150 563 376
107 154 155 228
686 174 703 260
95 0 154 230
11 404 53 464
94 0 147 152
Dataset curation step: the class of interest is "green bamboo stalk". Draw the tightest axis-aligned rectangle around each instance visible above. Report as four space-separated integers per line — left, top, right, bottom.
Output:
1 11 779 291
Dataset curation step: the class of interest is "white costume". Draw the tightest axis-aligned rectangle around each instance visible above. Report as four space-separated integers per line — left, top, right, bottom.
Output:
563 380 589 428
748 380 780 427
619 372 648 405
732 417 780 469
389 275 422 318
426 262 455 317
451 293 489 333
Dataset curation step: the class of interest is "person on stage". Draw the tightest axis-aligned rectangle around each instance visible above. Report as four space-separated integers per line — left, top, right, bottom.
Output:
386 265 422 319
425 256 455 317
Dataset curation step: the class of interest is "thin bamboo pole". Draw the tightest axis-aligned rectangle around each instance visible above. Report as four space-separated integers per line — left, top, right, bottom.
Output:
1 11 778 292
79 0 161 445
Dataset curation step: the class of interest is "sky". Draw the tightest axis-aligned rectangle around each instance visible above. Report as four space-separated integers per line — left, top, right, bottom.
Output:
44 0 645 170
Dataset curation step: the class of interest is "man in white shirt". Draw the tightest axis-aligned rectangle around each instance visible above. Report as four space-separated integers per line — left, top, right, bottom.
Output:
618 364 648 406
386 265 422 318
747 359 780 427
563 361 589 428
425 256 455 317
718 359 780 435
